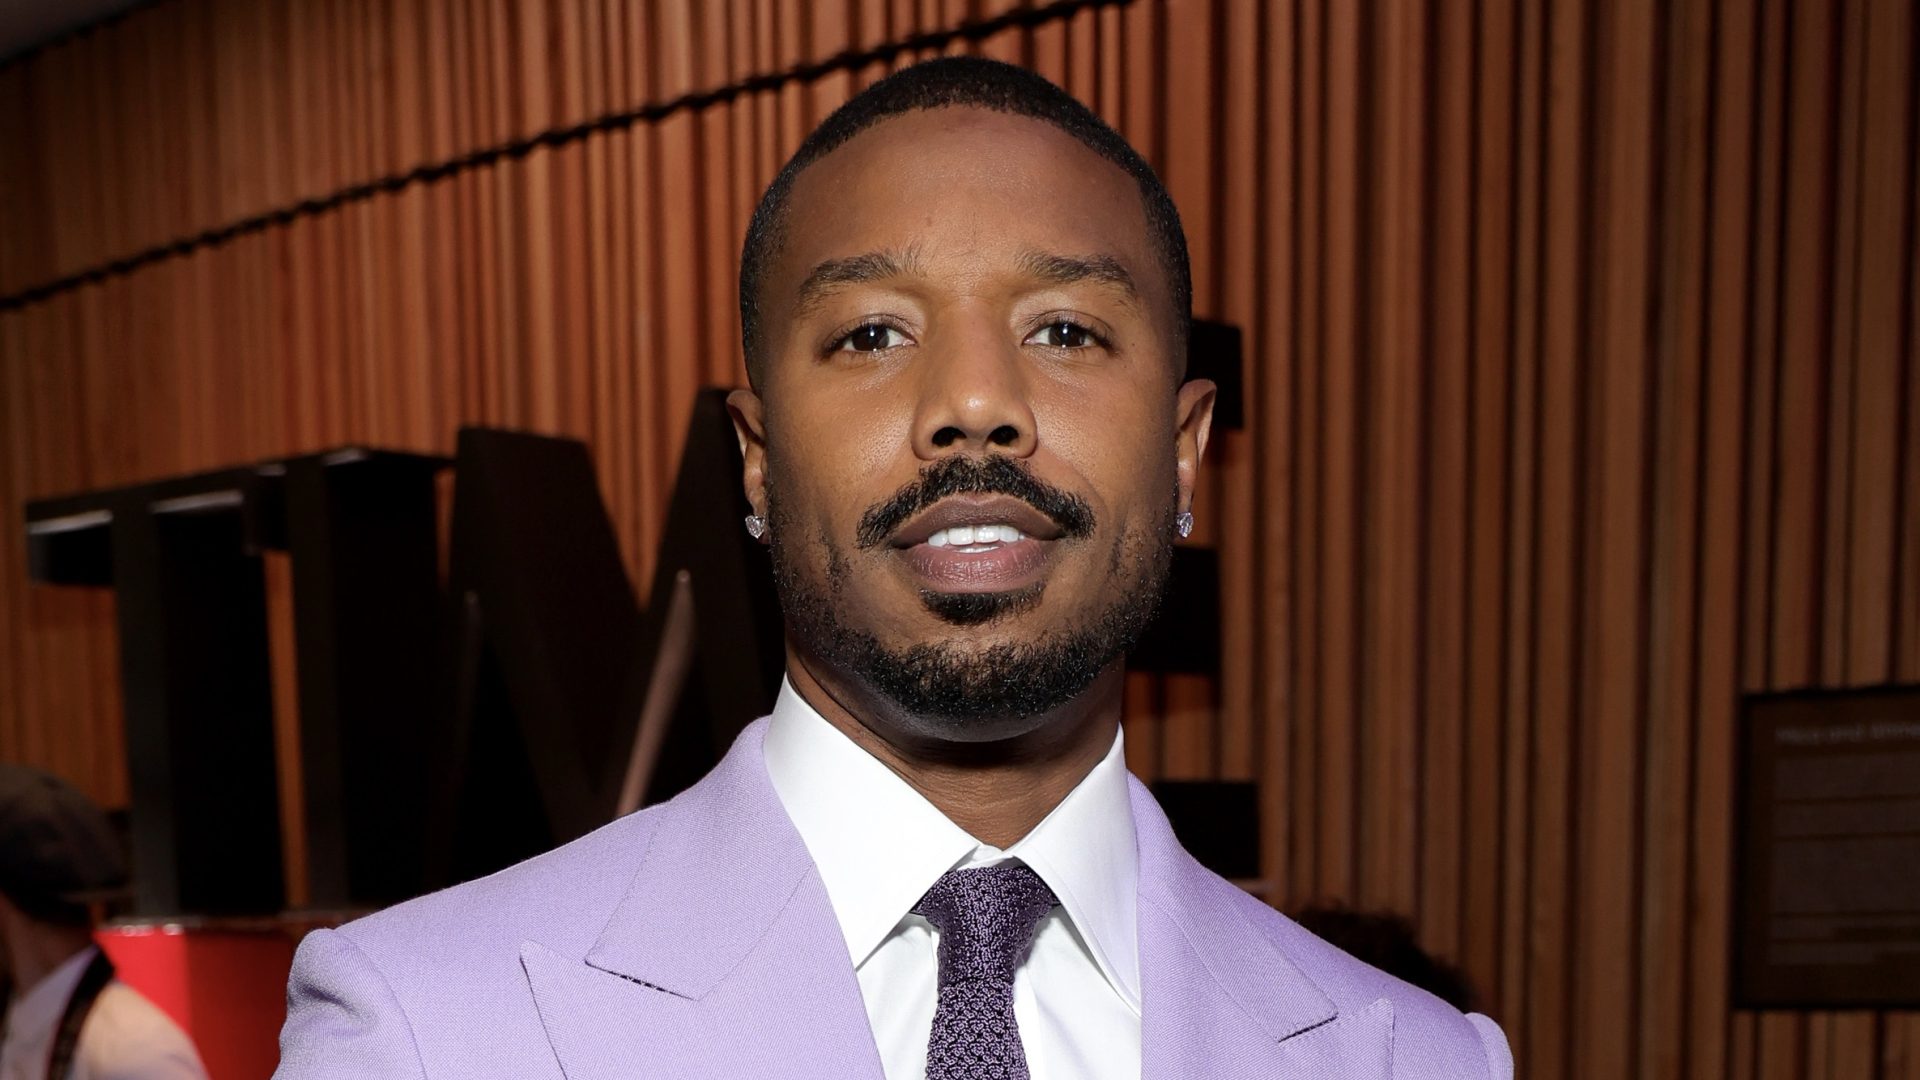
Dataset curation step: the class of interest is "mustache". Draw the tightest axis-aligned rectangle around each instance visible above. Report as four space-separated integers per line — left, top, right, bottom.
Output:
854 456 1096 549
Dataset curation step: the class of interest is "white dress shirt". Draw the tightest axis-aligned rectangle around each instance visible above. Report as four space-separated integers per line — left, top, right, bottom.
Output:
0 946 208 1080
763 678 1141 1080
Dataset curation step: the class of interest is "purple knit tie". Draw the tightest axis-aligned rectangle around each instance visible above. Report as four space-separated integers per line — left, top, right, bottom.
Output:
913 863 1059 1080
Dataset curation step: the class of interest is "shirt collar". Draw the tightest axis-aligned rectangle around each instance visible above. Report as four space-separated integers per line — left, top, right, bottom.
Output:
762 677 1140 1011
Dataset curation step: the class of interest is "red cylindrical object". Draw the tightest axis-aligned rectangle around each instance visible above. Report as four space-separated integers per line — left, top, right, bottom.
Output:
96 924 296 1080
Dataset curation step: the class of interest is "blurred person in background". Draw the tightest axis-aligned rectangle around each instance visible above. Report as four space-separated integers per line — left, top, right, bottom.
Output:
0 765 206 1080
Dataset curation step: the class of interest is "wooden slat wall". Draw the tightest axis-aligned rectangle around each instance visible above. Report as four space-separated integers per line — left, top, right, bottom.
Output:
1 0 1916 1075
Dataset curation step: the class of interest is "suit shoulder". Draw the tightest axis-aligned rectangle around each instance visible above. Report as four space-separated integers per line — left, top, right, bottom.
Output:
1220 888 1511 1077
280 806 670 1076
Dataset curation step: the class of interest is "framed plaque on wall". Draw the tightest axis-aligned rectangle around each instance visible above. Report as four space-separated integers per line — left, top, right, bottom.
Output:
1734 685 1920 1008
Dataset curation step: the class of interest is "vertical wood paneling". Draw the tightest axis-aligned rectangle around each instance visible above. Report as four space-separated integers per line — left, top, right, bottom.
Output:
1579 3 1656 1078
1497 0 1543 1034
1 1 1916 1075
1256 0 1297 907
1158 0 1216 783
1419 0 1471 971
1284 0 1323 912
1215 0 1260 787
1688 0 1756 1070
1641 0 1711 1074
1318 0 1363 905
1848 0 1911 687
1464 0 1516 1015
1364 0 1424 918
1530 0 1588 1072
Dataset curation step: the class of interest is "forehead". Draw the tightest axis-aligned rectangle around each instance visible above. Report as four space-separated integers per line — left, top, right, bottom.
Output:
773 107 1161 297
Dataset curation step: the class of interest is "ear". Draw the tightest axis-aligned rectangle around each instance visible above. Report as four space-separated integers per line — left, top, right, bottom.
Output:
726 388 771 544
1173 378 1217 517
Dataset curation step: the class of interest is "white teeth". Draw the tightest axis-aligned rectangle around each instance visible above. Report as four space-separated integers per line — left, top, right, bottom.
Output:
925 523 1026 549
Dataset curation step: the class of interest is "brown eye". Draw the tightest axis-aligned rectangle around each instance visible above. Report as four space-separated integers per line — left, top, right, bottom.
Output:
837 324 907 352
1030 321 1097 349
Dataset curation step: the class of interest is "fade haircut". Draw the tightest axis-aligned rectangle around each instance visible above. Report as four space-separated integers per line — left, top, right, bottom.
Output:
737 56 1192 386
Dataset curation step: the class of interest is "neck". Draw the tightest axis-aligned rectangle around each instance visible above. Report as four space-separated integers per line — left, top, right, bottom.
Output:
786 654 1125 848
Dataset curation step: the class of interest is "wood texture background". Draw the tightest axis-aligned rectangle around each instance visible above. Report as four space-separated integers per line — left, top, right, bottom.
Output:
2 0 1917 1075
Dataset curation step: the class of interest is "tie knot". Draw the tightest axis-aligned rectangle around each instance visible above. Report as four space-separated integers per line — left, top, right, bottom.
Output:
913 863 1058 986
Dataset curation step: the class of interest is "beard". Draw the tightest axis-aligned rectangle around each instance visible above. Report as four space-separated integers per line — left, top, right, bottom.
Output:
766 456 1175 733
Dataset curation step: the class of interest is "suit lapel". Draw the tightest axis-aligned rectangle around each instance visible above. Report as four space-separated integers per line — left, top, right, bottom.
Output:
519 724 1396 1079
522 719 885 1080
1131 779 1392 1079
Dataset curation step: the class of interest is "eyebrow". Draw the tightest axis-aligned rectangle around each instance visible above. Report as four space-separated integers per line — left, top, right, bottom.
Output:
794 249 921 316
790 247 1142 316
1016 250 1140 302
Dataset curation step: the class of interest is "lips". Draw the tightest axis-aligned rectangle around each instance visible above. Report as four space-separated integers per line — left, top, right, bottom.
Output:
889 495 1067 595
889 495 1066 549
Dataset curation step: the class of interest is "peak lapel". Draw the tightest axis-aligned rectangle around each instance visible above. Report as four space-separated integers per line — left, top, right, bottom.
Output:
522 719 886 1080
1132 779 1391 1079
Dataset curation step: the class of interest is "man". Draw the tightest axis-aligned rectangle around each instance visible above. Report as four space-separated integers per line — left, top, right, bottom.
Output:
0 766 207 1080
276 58 1512 1079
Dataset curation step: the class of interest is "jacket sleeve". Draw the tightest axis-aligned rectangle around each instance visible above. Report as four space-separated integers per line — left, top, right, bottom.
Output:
274 928 427 1080
1466 1013 1514 1080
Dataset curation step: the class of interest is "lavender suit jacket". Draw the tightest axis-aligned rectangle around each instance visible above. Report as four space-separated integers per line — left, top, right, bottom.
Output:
275 719 1512 1078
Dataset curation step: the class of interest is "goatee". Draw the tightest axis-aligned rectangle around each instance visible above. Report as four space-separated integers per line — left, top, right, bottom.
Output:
767 458 1174 731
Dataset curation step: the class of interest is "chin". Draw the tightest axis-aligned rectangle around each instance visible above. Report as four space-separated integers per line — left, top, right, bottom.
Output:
898 709 1065 749
916 583 1046 627
777 535 1156 735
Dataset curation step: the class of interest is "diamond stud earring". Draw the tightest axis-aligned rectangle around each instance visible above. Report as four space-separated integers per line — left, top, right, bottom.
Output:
744 514 766 539
1176 511 1194 539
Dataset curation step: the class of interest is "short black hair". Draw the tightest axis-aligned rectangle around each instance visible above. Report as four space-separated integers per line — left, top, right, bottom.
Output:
1 886 92 929
738 56 1191 386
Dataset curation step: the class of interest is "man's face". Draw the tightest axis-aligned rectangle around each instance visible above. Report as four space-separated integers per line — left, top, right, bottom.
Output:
731 106 1214 744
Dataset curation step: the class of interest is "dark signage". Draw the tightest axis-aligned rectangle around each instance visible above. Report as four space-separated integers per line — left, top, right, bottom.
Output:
1735 686 1920 1008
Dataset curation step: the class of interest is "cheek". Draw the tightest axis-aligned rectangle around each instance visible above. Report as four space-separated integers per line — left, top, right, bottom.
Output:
768 398 914 527
1037 385 1176 513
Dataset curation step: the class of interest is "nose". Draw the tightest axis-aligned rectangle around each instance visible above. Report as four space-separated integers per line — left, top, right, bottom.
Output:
910 325 1039 461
